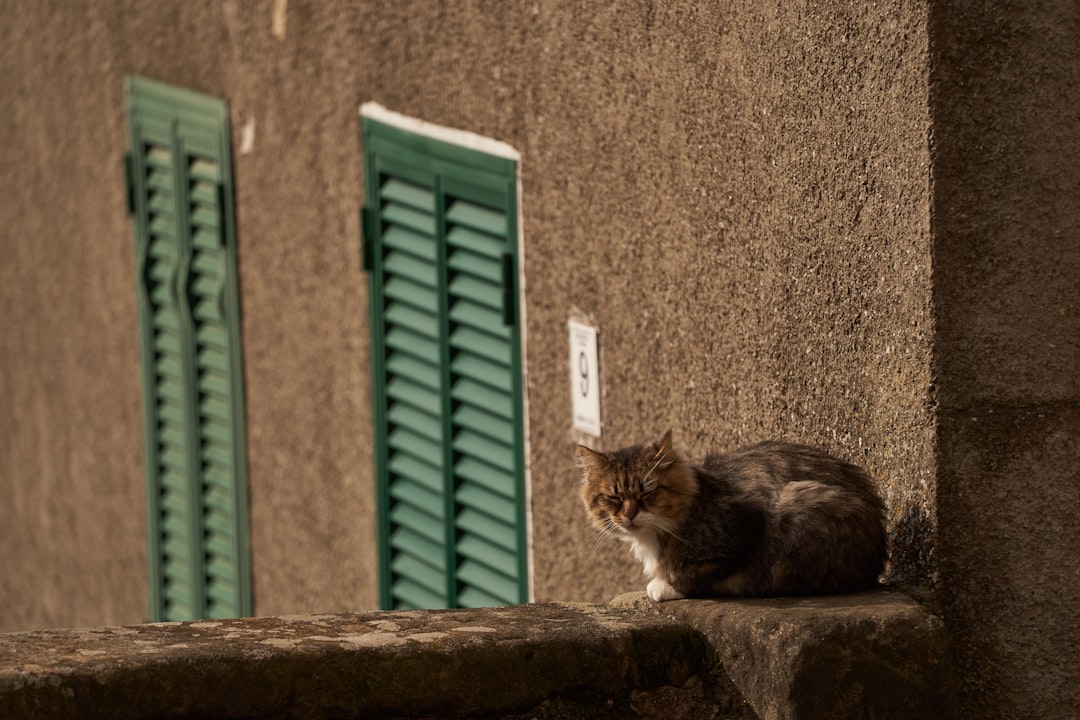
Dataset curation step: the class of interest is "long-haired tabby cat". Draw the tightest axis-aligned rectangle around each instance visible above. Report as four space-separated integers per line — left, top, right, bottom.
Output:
577 430 887 601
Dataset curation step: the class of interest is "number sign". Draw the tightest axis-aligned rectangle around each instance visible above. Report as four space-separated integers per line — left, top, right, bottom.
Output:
568 320 601 436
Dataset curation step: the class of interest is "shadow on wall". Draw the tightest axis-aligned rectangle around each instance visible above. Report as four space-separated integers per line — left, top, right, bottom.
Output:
887 501 936 597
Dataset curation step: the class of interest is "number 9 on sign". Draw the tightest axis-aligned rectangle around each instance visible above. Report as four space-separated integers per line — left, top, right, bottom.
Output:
568 320 601 436
579 350 589 397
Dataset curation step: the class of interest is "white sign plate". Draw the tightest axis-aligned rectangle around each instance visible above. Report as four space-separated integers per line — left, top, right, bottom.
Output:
568 320 601 436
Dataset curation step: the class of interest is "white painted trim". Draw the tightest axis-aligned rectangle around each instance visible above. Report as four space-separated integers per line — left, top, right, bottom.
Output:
515 160 534 603
359 102 520 161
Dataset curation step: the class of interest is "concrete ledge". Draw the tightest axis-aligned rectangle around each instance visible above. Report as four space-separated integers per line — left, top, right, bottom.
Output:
0 603 708 720
0 592 952 719
615 589 955 720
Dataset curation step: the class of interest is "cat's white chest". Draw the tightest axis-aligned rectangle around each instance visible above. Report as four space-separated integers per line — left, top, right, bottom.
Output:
623 529 661 579
623 530 685 601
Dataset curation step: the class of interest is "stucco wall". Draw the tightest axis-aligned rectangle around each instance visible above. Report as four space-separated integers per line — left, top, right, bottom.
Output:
0 1 938 629
522 1 935 601
1 5 148 629
929 1 1080 717
0 1 381 628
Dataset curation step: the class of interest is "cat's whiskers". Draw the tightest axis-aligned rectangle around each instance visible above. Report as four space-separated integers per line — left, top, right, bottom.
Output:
641 450 670 493
648 513 690 547
589 517 623 554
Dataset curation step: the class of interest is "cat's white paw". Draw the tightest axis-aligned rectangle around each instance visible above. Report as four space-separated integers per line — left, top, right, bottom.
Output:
646 577 685 602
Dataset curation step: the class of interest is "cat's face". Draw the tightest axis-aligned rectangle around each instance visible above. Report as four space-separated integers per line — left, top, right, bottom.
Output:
576 430 698 539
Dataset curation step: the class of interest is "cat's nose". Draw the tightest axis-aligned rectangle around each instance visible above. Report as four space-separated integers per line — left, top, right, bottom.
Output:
622 500 638 521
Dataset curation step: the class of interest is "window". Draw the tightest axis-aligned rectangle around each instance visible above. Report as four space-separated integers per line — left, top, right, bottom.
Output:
361 105 529 609
125 76 251 621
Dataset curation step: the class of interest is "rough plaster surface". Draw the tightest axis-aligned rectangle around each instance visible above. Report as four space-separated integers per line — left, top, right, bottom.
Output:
0 3 147 630
929 2 1080 718
0 0 935 625
0 2 378 628
517 1 936 603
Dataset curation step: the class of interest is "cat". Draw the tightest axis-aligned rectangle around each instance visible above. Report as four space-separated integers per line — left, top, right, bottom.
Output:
577 430 887 601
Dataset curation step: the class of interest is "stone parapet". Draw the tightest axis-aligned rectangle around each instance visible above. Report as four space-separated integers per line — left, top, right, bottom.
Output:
0 602 709 719
0 591 951 719
618 589 955 720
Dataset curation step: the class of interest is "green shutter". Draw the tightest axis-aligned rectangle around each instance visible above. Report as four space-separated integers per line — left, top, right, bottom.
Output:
362 112 528 610
125 76 251 622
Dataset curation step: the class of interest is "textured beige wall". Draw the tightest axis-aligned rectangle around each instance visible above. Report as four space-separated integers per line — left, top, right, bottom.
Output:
930 1 1080 717
0 0 935 623
519 2 936 602
0 1 380 628
0 5 147 629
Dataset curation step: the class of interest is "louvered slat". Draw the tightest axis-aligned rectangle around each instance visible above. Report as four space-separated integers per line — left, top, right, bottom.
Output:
451 378 514 420
388 455 444 497
386 353 440 390
381 178 436 210
155 353 183 381
452 353 511 391
456 585 509 609
448 275 502 310
198 347 230 374
384 275 438 311
455 560 518 607
190 206 220 230
392 578 445 610
386 376 441 414
383 226 437 261
382 203 436 236
449 300 508 339
197 323 228 347
392 554 446 593
455 457 517 498
388 403 441 443
445 199 506 236
454 404 513 444
386 303 439 339
201 420 232 447
391 527 447 572
385 327 439 362
450 326 508 364
457 480 516 519
458 535 518 579
457 509 518 550
388 426 443 464
390 477 443 513
384 252 438 288
391 502 445 539
446 226 505 259
201 441 233 470
454 432 516 474
448 249 501 280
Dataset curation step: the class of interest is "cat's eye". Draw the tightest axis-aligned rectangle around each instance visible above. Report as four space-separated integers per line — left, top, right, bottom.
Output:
605 494 621 504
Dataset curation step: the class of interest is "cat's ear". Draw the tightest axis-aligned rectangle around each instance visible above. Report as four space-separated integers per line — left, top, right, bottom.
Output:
575 445 609 479
655 429 674 458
